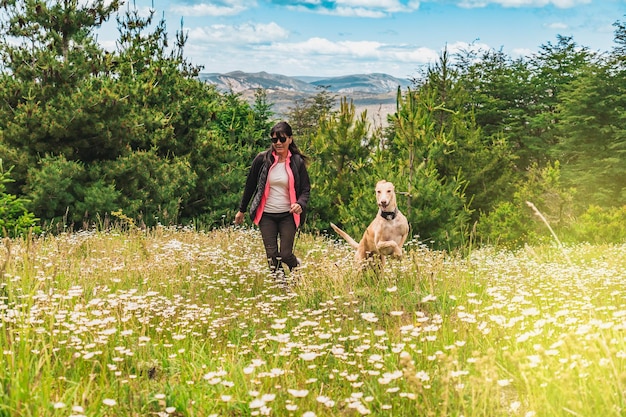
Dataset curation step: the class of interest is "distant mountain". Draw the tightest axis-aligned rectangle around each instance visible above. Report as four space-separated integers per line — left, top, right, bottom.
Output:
310 73 411 94
199 71 317 93
198 71 411 94
198 71 412 123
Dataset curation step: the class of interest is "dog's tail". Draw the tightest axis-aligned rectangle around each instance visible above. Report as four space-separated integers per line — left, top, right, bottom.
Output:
330 223 359 249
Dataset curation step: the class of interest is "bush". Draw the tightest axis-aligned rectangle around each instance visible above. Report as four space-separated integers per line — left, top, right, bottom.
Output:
560 205 626 244
0 163 40 237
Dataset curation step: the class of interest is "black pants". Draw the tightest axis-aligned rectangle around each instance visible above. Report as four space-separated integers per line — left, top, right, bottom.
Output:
258 212 299 271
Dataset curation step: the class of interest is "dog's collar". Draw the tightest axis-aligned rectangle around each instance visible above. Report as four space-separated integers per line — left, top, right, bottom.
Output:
380 208 398 220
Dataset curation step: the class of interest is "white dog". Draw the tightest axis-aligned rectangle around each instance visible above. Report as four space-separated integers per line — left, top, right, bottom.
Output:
331 180 409 268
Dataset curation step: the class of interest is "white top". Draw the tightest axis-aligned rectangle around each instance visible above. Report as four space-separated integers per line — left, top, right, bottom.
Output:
264 162 291 213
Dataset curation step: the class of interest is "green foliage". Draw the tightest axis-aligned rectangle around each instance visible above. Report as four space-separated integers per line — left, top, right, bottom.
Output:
287 85 337 138
306 98 373 232
411 49 518 220
526 35 594 160
475 201 530 248
561 205 626 244
0 163 39 237
1 0 626 251
385 87 471 250
24 150 196 227
77 180 121 223
25 154 86 221
103 149 196 225
0 0 268 230
476 162 574 248
556 55 626 210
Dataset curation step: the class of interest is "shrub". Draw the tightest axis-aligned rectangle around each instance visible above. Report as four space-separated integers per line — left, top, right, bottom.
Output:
560 205 626 244
0 162 40 237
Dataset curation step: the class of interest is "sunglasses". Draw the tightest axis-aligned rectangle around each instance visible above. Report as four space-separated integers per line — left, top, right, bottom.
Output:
271 136 288 143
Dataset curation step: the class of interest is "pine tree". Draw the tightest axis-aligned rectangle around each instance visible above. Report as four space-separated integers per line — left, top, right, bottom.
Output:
0 0 121 186
306 97 372 232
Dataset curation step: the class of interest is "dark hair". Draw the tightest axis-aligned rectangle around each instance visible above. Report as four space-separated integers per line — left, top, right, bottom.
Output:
270 121 293 138
268 121 308 163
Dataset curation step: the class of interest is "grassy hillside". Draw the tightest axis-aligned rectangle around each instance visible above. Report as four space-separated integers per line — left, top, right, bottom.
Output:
1 227 625 416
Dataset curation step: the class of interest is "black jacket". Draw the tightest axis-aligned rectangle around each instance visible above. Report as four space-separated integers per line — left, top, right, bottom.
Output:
238 150 311 227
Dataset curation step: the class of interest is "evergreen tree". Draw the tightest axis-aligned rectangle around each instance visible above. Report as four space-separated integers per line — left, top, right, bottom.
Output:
527 35 595 166
386 87 471 250
412 49 517 220
287 85 337 138
306 97 372 233
0 0 122 190
0 0 265 227
556 52 626 208
0 161 39 237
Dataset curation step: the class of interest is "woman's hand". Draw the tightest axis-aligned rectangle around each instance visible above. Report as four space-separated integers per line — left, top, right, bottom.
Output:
234 211 245 225
290 203 302 214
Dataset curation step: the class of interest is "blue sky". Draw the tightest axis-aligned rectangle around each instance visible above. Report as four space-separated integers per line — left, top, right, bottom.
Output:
98 0 626 78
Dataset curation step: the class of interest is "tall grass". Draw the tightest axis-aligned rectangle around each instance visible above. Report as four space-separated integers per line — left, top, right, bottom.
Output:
1 226 625 416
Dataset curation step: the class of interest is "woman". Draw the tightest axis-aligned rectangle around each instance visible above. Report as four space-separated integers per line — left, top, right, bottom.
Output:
234 121 311 276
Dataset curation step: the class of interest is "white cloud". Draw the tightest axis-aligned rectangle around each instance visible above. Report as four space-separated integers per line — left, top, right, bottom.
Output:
267 37 438 64
285 0 420 17
318 7 388 17
335 0 421 13
546 22 568 30
187 21 289 43
171 0 255 16
511 47 535 57
457 0 591 8
182 34 439 76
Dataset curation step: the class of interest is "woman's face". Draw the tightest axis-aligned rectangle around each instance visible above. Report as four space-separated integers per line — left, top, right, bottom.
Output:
271 135 292 157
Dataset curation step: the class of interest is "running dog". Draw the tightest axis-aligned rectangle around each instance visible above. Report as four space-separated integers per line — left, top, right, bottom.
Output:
331 180 409 268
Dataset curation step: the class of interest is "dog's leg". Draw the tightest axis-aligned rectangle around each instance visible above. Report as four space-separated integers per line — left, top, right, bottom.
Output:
355 246 368 262
376 241 403 258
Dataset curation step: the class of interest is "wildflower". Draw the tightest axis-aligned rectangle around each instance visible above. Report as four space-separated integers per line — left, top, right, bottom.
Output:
299 352 317 361
287 389 309 397
102 398 117 406
421 294 437 303
368 354 383 363
497 379 512 387
249 399 265 409
261 394 276 402
416 370 430 382
360 312 379 323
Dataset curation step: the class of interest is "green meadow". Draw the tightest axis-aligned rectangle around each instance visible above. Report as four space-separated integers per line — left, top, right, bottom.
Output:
1 226 626 416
